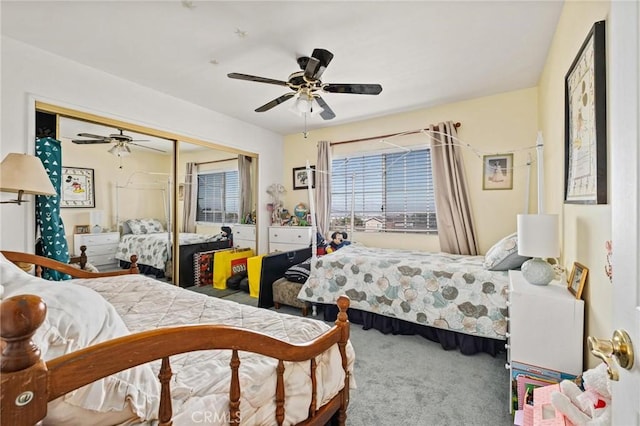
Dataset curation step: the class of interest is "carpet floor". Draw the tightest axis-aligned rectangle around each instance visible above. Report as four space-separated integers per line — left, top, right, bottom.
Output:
184 286 513 425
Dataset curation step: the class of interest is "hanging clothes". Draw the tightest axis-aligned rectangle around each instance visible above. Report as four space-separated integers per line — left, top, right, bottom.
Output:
35 137 71 280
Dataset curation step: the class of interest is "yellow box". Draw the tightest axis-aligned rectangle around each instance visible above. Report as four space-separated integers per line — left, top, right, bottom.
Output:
213 248 254 289
247 255 265 298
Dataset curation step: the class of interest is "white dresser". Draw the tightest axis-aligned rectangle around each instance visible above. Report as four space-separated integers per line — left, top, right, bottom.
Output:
73 232 120 269
506 270 584 412
268 226 312 252
232 224 256 252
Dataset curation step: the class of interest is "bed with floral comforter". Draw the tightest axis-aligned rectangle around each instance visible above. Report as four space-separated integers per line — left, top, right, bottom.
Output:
115 232 227 271
298 244 509 341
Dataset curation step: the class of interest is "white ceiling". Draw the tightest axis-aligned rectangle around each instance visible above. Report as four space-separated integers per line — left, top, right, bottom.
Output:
2 1 563 137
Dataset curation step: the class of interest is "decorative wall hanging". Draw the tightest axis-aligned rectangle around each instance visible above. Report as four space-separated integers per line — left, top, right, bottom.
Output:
61 167 95 208
482 154 513 190
293 166 316 190
564 20 607 204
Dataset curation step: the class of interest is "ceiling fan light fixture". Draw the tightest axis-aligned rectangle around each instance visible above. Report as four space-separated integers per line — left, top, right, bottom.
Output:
108 143 131 157
289 93 324 117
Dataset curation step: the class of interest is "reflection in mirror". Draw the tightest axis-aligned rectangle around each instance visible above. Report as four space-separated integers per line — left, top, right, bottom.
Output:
49 111 258 289
55 116 175 280
175 141 258 288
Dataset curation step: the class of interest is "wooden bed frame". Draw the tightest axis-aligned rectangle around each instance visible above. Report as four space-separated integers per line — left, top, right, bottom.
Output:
0 252 351 426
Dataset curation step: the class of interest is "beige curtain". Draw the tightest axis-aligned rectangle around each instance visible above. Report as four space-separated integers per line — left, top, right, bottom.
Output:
181 162 198 232
429 121 478 255
238 155 252 221
315 140 332 236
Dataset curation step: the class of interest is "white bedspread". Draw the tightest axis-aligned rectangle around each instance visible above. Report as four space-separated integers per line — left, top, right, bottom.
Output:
71 274 355 425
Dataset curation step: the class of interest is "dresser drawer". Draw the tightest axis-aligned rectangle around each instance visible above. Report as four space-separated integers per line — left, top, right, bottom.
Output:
269 242 311 252
268 227 312 245
233 225 256 239
75 233 120 246
90 253 118 267
84 243 119 257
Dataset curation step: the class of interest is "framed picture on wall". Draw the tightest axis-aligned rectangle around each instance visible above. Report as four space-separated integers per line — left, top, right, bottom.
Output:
564 20 607 204
293 166 316 190
61 167 95 208
482 154 513 190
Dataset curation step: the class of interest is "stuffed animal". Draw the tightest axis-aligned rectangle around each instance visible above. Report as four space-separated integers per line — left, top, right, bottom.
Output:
551 363 612 425
326 231 350 253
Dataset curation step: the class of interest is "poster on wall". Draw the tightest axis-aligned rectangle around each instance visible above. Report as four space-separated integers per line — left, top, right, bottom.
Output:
564 20 607 204
61 167 95 208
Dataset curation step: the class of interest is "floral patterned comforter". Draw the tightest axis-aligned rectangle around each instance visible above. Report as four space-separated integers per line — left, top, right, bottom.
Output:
298 244 509 340
115 232 226 270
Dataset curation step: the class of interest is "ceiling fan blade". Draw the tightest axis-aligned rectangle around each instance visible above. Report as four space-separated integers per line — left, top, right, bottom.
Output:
255 92 295 112
323 83 383 95
72 139 111 144
315 96 336 120
228 73 288 87
310 48 334 79
77 132 111 141
129 142 166 153
303 57 321 80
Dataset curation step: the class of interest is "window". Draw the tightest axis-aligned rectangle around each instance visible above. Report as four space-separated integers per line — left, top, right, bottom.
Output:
331 149 437 233
196 170 239 223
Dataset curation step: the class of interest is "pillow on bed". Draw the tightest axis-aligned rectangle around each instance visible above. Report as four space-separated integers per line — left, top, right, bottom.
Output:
483 232 530 271
284 257 312 283
0 253 160 423
126 218 165 234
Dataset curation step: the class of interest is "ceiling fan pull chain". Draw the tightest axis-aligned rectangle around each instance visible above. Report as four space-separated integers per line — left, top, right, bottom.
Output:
303 113 309 139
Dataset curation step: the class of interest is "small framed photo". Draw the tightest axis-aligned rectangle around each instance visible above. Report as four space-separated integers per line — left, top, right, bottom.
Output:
74 225 90 234
61 167 95 208
482 154 513 190
292 166 316 190
567 262 588 299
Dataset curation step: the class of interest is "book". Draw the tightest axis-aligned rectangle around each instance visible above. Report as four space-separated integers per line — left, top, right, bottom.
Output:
516 374 556 410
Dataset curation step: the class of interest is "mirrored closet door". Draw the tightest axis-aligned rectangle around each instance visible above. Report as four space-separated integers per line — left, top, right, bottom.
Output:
37 103 258 287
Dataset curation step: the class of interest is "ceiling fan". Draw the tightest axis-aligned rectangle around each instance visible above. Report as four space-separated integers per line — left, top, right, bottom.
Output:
71 129 166 155
228 48 382 120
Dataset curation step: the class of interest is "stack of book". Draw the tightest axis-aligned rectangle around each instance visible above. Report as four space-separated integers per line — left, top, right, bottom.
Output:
511 361 581 413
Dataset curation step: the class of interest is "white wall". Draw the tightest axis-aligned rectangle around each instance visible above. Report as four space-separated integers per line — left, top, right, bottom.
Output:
537 0 612 369
0 36 283 254
283 88 539 253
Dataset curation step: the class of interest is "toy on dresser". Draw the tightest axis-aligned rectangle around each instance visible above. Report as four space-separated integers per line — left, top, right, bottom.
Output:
325 231 351 254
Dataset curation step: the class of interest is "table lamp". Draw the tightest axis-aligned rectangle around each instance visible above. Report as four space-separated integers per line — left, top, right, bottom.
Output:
0 153 56 205
517 213 559 285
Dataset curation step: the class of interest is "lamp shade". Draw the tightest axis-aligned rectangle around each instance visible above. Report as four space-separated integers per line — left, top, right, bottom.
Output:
0 153 56 196
517 214 559 258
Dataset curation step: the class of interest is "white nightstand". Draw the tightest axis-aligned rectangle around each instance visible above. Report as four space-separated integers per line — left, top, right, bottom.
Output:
506 270 584 412
268 226 312 252
73 232 120 269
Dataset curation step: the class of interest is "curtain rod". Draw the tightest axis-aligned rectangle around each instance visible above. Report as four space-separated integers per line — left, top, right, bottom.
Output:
330 122 461 146
195 157 237 166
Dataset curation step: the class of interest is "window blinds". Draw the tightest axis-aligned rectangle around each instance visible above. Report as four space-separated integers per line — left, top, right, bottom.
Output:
196 170 239 223
331 149 437 232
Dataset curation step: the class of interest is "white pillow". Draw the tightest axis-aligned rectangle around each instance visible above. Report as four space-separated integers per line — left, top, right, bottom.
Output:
0 253 160 423
483 232 531 271
126 218 165 234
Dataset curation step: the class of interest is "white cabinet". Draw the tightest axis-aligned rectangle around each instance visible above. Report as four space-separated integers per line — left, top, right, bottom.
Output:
233 224 256 252
506 270 584 412
73 232 120 269
268 226 312 252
